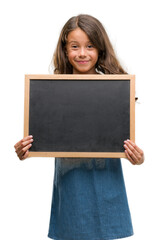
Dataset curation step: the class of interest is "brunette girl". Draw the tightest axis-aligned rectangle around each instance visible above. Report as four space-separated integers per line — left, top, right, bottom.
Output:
14 14 144 240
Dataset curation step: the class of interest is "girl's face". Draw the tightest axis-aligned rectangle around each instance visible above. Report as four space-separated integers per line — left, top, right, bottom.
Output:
66 28 99 74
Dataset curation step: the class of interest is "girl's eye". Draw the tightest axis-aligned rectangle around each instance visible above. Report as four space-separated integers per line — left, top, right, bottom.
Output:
87 44 94 49
71 45 78 49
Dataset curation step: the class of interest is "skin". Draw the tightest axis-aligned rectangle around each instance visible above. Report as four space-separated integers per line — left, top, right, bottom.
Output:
14 135 33 160
124 139 144 165
66 28 98 74
14 28 144 165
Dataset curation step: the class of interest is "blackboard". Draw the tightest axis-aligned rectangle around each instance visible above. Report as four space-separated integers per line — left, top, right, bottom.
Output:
24 74 135 158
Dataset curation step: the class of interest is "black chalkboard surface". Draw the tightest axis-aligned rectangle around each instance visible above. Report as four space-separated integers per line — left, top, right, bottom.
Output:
24 74 135 158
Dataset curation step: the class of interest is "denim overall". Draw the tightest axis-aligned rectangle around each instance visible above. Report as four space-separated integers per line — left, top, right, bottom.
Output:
48 158 133 240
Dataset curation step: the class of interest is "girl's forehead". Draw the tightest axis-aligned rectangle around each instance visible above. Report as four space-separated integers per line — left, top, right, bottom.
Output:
67 28 90 42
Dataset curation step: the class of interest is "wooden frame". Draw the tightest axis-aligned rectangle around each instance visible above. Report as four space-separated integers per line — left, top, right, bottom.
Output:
24 74 135 158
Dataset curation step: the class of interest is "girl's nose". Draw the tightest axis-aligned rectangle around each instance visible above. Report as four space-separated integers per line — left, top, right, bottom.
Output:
79 47 86 57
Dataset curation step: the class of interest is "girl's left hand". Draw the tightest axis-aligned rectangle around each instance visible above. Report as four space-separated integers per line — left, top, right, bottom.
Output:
123 139 144 165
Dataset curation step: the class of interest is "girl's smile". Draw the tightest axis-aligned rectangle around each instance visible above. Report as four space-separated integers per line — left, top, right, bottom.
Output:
66 28 99 74
76 60 89 64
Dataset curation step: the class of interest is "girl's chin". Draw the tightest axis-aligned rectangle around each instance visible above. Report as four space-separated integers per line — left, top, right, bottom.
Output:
73 68 96 74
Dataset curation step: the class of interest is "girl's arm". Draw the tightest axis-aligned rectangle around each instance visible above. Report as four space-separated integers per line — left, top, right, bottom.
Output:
14 135 33 160
124 139 144 165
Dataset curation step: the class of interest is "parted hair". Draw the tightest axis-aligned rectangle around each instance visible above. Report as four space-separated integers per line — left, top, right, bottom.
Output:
51 14 127 74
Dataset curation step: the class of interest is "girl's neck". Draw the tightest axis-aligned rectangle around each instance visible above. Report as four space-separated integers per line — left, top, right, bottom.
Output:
73 69 98 74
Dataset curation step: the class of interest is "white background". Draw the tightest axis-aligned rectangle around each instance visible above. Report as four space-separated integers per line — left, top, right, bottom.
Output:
0 0 158 239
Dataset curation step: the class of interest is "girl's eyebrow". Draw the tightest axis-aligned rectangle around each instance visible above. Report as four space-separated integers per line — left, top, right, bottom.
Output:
67 40 79 44
67 40 92 44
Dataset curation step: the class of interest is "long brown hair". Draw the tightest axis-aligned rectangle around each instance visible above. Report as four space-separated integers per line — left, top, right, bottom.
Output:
51 14 127 74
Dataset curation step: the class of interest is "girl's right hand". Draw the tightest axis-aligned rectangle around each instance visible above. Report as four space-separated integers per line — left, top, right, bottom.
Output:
14 135 33 160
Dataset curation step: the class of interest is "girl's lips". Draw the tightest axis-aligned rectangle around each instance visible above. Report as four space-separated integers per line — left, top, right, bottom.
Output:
76 60 89 64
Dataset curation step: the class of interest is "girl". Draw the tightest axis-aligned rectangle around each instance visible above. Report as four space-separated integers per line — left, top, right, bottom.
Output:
14 14 144 240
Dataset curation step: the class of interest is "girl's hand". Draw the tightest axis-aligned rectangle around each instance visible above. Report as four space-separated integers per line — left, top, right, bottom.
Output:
123 139 144 165
14 135 33 160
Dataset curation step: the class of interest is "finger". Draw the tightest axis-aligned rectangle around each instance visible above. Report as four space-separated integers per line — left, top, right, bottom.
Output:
20 150 29 160
123 143 138 164
18 143 32 160
14 135 33 149
15 138 33 153
125 140 144 156
124 140 144 164
124 150 136 165
124 140 139 156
